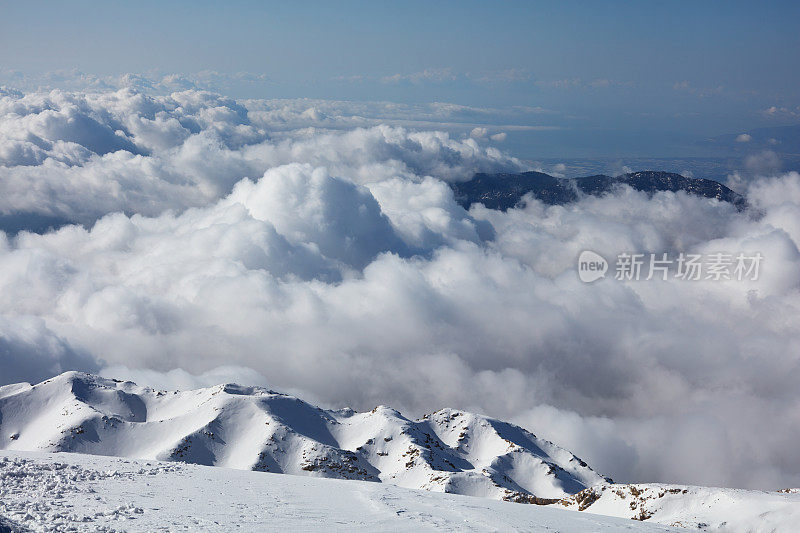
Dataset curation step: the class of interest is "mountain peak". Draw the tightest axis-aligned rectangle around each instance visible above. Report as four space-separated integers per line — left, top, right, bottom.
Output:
0 371 605 502
452 170 746 211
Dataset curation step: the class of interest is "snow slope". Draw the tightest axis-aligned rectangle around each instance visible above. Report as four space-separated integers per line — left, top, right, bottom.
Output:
0 372 603 502
0 450 677 532
557 483 800 532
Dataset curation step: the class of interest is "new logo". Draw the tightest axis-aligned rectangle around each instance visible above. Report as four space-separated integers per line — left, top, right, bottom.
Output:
577 250 608 283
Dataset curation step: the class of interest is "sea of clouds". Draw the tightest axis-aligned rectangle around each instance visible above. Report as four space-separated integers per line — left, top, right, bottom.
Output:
1 83 799 492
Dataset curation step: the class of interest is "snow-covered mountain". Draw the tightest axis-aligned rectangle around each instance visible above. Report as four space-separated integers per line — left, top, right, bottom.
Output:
2 372 799 532
558 483 800 532
0 372 605 503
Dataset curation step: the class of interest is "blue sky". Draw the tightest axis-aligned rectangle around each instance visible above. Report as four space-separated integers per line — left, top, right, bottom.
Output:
1 0 798 158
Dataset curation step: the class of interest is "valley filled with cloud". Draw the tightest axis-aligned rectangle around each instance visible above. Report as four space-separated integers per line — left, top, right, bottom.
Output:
1 82 799 495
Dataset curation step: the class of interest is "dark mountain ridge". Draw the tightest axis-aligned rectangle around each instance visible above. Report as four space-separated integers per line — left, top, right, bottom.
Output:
452 170 746 211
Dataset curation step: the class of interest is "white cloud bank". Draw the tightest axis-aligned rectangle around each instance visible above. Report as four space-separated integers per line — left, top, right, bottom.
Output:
0 87 523 228
1 86 800 492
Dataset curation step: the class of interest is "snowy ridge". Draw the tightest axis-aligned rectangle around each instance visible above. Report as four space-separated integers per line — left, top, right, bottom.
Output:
0 372 604 502
557 483 800 531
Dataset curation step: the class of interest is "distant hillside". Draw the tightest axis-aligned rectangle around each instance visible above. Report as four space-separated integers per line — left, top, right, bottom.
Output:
451 170 746 211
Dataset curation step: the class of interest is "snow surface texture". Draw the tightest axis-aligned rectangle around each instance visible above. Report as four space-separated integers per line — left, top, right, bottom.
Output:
0 372 603 503
0 450 676 533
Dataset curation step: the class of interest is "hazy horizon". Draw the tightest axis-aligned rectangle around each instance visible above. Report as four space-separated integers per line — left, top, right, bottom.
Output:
2 1 799 162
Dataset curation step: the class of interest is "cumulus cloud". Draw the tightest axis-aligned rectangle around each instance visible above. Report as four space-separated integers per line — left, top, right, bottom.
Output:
472 128 509 143
736 133 752 143
470 127 488 139
761 105 799 118
1 85 800 493
224 164 410 269
0 88 524 231
0 316 98 385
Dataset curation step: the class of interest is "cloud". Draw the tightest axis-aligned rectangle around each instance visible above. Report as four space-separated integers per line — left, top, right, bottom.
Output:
0 316 99 385
2 84 800 493
535 78 583 89
224 163 410 269
744 150 781 177
377 67 533 86
380 68 458 85
0 88 524 230
471 128 509 143
670 80 725 98
99 365 270 391
762 105 799 118
0 68 274 95
550 162 567 177
535 78 633 90
588 78 612 88
470 127 487 139
468 68 532 84
245 98 551 132
736 133 752 143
